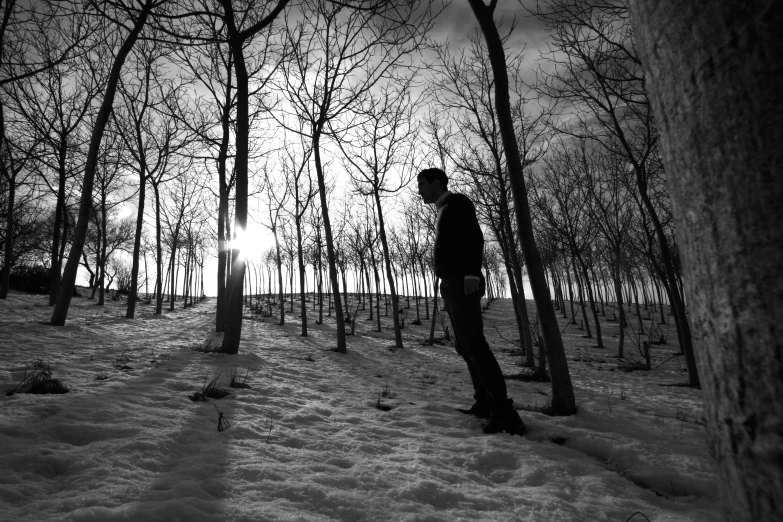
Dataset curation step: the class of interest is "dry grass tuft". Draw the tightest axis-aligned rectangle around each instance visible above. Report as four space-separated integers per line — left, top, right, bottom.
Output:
189 375 230 401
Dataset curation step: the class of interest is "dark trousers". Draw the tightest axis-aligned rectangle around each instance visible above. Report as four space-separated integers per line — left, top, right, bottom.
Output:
440 277 509 411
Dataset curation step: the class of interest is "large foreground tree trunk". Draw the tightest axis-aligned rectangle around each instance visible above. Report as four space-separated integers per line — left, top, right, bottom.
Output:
628 2 783 520
467 0 576 415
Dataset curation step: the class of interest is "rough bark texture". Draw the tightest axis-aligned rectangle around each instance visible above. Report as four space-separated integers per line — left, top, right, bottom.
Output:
628 1 783 520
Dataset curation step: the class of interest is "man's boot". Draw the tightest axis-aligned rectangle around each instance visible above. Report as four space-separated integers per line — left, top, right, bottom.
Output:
457 400 491 419
483 399 526 436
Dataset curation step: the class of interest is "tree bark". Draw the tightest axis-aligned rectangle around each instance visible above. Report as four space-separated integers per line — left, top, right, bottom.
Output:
220 9 250 354
49 143 67 305
0 159 15 299
215 59 232 332
628 1 783 519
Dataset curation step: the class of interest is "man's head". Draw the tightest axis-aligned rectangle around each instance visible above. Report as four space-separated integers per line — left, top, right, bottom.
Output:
417 168 448 205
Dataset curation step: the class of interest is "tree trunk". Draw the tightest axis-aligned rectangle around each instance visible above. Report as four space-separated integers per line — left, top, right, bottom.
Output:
577 256 603 347
572 258 592 338
374 192 403 348
317 245 323 324
565 267 576 322
221 12 250 354
365 263 373 321
49 145 67 305
0 168 15 299
428 277 438 344
215 63 232 332
274 227 285 326
612 258 625 358
90 217 100 300
628 2 782 519
126 161 146 318
467 0 576 415
420 260 429 320
98 198 108 306
312 133 346 352
296 213 308 336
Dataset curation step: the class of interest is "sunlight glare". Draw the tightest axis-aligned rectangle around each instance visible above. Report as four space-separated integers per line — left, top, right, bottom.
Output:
227 227 256 260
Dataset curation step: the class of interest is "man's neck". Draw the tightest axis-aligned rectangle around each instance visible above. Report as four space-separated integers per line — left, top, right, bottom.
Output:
435 190 451 208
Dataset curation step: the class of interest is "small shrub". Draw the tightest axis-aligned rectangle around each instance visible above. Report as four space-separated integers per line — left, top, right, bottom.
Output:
375 393 392 411
9 264 49 294
189 376 230 401
229 368 252 389
6 365 69 396
192 340 222 353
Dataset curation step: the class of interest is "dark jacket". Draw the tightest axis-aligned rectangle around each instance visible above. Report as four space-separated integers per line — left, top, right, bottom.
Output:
433 193 484 280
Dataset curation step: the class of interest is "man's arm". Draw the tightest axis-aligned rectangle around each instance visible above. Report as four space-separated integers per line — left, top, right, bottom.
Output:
461 196 484 295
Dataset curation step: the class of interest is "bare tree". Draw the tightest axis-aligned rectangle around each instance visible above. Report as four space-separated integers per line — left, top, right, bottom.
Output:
259 164 289 326
1 1 95 302
279 132 315 335
207 0 291 353
466 0 576 415
91 124 132 304
0 118 36 298
428 30 551 360
530 0 699 386
116 31 189 318
50 0 164 325
337 80 418 348
279 0 437 353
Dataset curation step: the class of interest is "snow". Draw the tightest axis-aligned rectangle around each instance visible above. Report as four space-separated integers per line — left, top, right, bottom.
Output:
0 291 720 521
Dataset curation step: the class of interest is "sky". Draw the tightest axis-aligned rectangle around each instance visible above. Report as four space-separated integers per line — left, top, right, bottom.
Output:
203 1 550 297
86 0 553 299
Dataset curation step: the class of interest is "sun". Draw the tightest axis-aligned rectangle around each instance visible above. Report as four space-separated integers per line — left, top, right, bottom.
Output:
226 227 260 260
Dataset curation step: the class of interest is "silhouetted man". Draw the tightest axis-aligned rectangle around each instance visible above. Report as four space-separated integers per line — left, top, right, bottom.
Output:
417 168 525 436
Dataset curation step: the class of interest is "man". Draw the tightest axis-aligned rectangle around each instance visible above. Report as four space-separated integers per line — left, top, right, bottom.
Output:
417 168 525 436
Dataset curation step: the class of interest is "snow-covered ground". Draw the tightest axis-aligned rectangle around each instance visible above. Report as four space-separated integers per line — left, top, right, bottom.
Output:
0 291 719 521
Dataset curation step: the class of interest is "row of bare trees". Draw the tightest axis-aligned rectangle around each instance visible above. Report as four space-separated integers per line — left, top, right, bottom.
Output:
1 0 576 409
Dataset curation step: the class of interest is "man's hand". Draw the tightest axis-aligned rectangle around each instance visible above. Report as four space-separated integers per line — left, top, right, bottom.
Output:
464 277 479 295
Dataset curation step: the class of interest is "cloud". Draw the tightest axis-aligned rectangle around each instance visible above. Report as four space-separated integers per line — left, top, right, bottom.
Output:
429 0 550 51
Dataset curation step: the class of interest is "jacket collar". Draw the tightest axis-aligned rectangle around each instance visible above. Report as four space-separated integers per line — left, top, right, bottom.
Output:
435 190 452 209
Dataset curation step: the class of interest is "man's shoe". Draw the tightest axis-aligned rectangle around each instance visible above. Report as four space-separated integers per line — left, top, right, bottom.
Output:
483 408 526 436
456 401 491 419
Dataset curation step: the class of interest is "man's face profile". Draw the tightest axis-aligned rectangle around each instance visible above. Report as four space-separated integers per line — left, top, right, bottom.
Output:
417 176 439 205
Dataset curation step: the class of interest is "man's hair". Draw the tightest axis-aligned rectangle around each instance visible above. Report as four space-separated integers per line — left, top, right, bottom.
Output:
418 168 448 189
